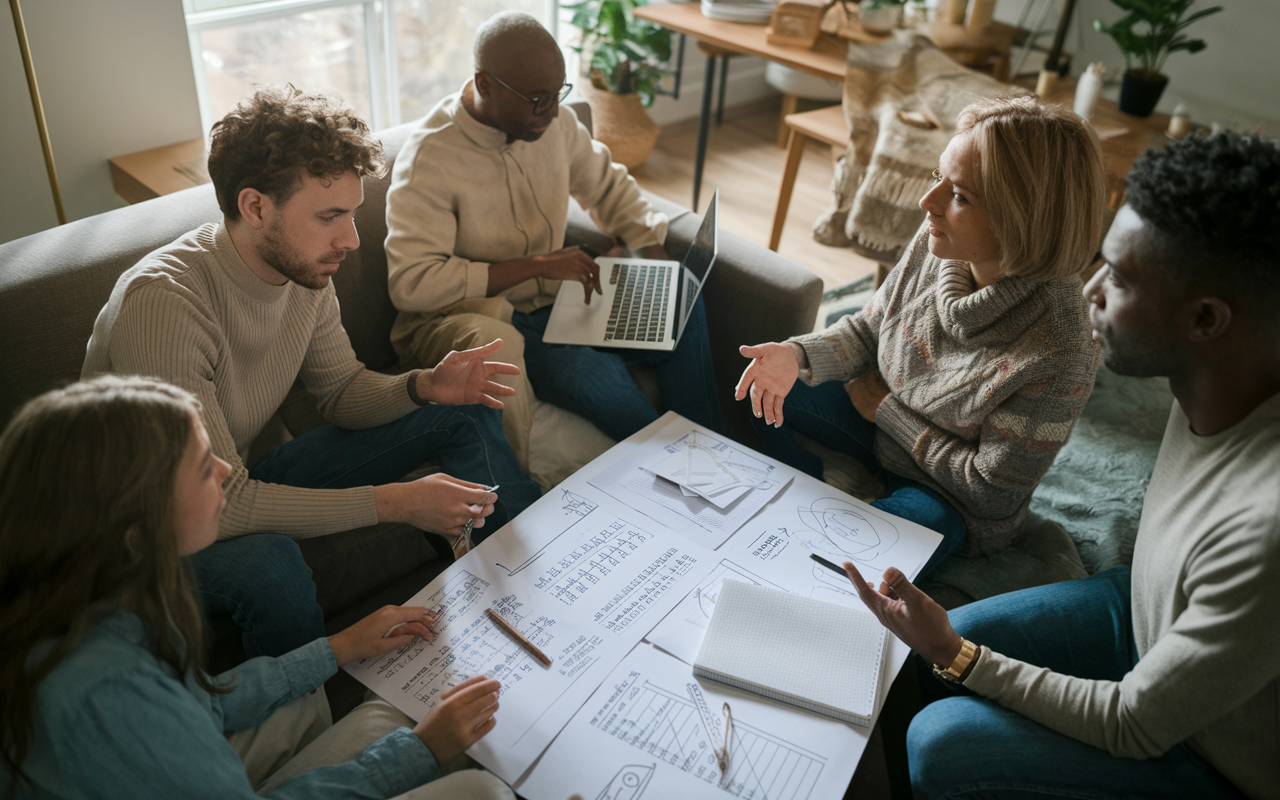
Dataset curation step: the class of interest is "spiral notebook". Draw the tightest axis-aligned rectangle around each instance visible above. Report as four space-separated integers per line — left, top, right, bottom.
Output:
692 580 887 726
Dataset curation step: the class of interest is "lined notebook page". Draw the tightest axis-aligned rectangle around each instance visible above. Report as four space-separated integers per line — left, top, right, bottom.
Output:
693 580 886 726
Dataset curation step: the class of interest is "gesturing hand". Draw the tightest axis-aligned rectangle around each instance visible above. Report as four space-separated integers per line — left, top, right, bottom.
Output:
375 474 498 537
533 245 603 304
417 339 520 408
328 604 438 665
415 675 501 764
842 562 964 668
734 342 802 427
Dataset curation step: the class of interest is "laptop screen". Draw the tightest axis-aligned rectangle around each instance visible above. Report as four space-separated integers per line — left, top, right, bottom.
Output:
676 191 719 340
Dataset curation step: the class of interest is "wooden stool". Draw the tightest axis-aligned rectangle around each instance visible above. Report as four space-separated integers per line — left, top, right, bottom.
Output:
769 104 848 252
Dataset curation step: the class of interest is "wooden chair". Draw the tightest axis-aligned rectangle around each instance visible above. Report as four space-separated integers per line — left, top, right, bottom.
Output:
769 104 847 252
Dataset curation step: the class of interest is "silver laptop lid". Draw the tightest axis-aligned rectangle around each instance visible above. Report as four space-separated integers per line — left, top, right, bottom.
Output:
676 190 719 341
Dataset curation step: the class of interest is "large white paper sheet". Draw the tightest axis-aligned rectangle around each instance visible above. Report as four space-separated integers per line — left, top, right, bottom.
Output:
647 469 943 667
343 486 716 783
518 643 871 800
590 412 795 549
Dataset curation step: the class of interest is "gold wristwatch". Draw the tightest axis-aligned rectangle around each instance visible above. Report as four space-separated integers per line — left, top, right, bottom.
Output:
932 638 978 684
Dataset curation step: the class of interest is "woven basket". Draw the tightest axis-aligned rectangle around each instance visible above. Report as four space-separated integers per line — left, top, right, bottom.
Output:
580 83 660 170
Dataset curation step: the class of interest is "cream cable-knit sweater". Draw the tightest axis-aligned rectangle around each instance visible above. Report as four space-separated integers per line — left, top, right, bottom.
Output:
384 82 668 333
965 394 1280 799
83 223 418 539
790 228 1100 552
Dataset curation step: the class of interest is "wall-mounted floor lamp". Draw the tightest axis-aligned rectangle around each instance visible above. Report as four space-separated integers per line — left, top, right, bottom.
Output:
10 0 66 225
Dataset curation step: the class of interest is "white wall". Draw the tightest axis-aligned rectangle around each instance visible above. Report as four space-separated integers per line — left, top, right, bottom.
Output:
998 0 1280 130
0 0 201 245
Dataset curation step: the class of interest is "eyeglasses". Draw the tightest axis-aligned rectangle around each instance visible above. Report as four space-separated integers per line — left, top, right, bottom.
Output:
488 73 573 116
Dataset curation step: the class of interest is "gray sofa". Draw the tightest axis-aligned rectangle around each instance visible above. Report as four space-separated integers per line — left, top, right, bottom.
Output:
0 110 823 657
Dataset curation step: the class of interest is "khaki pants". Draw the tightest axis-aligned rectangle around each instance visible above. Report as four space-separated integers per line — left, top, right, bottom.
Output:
232 688 512 800
393 304 535 471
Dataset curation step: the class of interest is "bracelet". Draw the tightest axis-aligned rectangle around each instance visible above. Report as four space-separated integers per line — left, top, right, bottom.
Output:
931 638 978 684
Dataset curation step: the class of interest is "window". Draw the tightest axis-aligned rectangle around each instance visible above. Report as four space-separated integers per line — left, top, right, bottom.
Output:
183 0 556 134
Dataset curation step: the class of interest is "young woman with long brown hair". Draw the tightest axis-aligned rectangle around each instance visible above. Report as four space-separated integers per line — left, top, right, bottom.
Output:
0 376 509 799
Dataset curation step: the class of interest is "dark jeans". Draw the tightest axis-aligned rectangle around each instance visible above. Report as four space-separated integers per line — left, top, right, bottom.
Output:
752 380 966 580
190 403 539 658
906 567 1244 799
512 295 727 442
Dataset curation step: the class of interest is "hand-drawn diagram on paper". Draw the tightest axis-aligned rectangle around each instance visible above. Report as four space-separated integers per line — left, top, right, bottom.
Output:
596 764 655 800
587 674 826 799
361 575 558 701
495 490 600 576
795 497 901 566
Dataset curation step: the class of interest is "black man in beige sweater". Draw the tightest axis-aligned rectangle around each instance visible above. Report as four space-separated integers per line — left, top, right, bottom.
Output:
384 12 725 471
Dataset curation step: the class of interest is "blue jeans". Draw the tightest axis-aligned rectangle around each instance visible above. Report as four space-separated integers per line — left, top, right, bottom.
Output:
512 296 727 442
753 380 965 580
907 567 1244 799
191 404 539 659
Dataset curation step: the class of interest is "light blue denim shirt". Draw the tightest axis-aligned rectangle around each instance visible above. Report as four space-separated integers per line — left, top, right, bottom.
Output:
14 610 438 799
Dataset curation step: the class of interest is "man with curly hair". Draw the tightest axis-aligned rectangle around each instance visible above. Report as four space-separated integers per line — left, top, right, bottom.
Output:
838 131 1280 800
83 86 539 660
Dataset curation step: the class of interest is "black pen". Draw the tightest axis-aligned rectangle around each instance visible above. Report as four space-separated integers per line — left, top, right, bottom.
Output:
810 552 849 578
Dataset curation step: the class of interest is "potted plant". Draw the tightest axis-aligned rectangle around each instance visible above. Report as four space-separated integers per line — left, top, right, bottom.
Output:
563 0 672 169
859 0 907 34
1093 0 1222 117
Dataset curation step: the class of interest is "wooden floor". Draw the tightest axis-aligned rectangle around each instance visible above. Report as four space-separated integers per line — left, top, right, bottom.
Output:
630 99 879 294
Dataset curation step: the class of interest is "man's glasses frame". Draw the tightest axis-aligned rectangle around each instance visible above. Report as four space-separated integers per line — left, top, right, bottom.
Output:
488 73 573 116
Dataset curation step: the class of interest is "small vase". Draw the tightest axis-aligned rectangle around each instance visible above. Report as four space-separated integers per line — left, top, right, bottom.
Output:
1118 70 1169 118
859 4 903 34
580 83 660 170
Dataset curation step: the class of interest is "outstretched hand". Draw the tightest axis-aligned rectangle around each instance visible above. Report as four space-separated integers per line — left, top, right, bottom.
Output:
842 561 963 668
417 339 520 408
415 674 501 764
327 604 438 665
734 342 801 427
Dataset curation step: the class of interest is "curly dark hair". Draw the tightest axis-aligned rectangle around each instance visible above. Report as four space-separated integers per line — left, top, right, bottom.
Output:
207 85 386 221
1125 131 1280 305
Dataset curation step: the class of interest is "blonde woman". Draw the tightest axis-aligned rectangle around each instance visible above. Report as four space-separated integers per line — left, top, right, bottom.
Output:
0 376 509 799
736 95 1105 577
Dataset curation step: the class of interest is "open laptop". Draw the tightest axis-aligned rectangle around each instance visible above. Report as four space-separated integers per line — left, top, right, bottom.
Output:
543 191 719 352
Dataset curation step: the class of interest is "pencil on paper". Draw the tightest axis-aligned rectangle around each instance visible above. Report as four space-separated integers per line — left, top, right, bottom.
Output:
809 552 849 578
484 608 553 668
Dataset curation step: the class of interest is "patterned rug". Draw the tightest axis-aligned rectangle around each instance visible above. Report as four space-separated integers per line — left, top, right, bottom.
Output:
814 273 878 332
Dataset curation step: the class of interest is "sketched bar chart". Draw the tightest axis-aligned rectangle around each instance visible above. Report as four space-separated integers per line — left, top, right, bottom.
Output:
588 673 825 799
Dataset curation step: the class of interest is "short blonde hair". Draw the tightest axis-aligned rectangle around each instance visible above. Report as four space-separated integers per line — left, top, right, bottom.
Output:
956 95 1106 282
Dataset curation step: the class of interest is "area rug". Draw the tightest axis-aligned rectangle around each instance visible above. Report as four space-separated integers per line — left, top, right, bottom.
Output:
815 273 877 331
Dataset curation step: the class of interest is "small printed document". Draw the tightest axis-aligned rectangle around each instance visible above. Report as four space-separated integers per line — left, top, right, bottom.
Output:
590 412 795 549
343 482 716 783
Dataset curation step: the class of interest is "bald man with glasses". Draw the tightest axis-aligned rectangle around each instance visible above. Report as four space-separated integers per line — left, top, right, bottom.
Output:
384 11 725 475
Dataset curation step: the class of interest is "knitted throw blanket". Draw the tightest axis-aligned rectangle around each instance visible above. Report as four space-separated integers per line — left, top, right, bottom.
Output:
813 31 1020 256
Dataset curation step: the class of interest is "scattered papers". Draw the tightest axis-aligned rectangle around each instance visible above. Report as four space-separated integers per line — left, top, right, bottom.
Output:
343 486 715 783
591 413 795 549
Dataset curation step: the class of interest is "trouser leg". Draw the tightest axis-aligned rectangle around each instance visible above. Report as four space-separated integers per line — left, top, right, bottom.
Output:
395 311 534 470
514 307 661 441
250 404 539 539
188 533 326 658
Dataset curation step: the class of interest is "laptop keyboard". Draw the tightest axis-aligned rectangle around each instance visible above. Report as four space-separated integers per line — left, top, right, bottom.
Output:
604 263 672 343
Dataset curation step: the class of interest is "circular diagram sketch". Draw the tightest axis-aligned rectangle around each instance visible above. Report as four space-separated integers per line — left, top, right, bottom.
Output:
795 497 900 565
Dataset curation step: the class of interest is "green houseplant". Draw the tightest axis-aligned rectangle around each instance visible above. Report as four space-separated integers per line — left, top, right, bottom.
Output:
1093 0 1222 117
563 0 672 168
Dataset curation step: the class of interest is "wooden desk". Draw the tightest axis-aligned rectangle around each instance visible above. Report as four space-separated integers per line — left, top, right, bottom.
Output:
635 3 847 210
109 138 209 204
